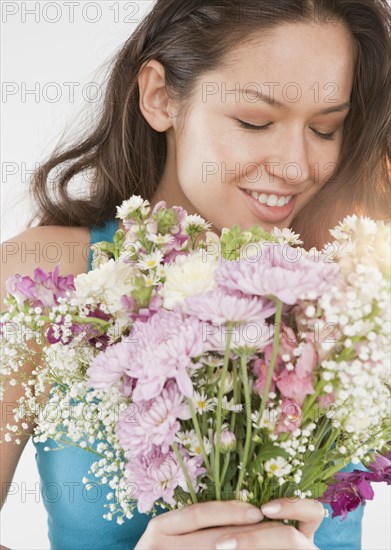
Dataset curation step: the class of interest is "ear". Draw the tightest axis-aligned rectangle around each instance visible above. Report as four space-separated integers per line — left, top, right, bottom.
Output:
137 59 176 132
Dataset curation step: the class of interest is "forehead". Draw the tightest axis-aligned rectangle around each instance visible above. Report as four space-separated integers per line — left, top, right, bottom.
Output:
207 21 355 105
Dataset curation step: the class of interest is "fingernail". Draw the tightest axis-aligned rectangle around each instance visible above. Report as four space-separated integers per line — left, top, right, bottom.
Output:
247 507 263 521
261 501 282 515
215 538 238 550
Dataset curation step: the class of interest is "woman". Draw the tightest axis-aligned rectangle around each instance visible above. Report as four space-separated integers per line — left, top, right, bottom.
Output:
1 1 390 549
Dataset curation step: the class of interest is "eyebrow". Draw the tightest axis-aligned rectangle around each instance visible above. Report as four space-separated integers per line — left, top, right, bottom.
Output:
238 88 351 115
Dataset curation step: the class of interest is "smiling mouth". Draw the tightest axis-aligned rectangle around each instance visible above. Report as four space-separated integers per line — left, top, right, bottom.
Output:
241 188 295 207
239 188 298 224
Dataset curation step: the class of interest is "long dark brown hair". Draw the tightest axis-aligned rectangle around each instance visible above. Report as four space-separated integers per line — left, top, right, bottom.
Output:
28 0 390 249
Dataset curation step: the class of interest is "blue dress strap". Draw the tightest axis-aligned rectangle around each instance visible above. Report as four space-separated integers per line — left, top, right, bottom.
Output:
87 218 119 272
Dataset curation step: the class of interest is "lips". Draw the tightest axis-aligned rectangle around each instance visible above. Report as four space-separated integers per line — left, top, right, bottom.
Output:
239 188 297 224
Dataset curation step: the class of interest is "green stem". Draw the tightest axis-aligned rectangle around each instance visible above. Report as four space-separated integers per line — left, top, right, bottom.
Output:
172 442 198 504
257 300 283 424
312 416 332 451
301 380 327 421
188 399 211 472
220 359 240 486
215 322 233 499
39 314 110 328
235 353 252 499
301 426 390 492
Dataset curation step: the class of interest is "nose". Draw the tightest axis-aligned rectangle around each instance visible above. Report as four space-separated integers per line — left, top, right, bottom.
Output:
263 127 311 187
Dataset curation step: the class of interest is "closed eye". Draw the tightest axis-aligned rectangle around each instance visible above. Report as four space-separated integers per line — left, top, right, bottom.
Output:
311 129 337 141
236 119 337 141
236 120 272 131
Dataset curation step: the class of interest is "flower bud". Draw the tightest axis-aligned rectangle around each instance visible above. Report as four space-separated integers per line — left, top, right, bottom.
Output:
209 370 234 394
214 428 236 453
113 229 125 243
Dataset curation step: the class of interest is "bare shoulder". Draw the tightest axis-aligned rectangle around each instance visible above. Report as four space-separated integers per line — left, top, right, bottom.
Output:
1 225 91 284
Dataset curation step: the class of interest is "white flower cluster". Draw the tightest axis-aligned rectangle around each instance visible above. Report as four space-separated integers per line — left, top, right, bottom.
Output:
316 216 390 454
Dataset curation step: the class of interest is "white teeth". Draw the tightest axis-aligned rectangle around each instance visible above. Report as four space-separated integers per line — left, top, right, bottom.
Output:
266 194 278 207
259 193 268 204
246 190 293 207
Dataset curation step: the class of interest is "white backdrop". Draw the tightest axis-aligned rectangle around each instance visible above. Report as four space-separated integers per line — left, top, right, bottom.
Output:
1 1 390 548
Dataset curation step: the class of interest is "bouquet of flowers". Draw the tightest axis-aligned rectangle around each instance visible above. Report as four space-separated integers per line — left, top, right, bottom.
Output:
1 196 390 524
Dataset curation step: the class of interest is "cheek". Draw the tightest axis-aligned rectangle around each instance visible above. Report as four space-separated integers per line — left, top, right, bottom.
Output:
312 146 341 188
177 121 240 188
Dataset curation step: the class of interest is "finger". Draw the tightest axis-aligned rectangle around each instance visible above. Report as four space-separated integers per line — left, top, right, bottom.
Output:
144 522 284 550
214 524 319 550
260 498 326 539
150 501 264 536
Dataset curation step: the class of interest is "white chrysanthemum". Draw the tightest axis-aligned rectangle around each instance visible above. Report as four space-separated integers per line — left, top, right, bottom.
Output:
141 271 161 287
216 371 234 394
271 227 303 245
136 250 164 271
264 456 293 478
115 195 150 220
327 216 390 278
146 233 174 246
91 248 110 269
162 249 219 309
175 429 197 447
188 435 213 457
251 407 279 430
74 258 135 316
192 390 214 414
182 214 212 233
211 396 242 412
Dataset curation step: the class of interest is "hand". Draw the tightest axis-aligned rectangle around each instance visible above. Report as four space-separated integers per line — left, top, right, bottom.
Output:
134 498 325 549
214 498 325 549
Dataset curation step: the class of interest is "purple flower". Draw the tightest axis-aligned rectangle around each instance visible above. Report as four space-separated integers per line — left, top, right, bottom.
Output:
5 265 75 309
215 246 339 305
322 451 391 519
145 201 190 263
322 471 375 519
124 445 205 513
120 292 163 323
367 452 391 485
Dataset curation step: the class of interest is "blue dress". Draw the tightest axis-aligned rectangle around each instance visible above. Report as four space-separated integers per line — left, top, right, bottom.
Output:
33 218 364 549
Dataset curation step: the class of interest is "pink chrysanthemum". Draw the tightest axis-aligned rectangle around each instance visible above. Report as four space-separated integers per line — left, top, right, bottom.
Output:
206 319 274 354
116 380 191 455
215 246 339 304
125 445 205 513
184 288 275 323
125 308 206 401
86 341 133 389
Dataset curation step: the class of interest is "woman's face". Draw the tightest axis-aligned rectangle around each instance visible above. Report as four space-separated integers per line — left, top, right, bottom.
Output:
159 20 355 234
